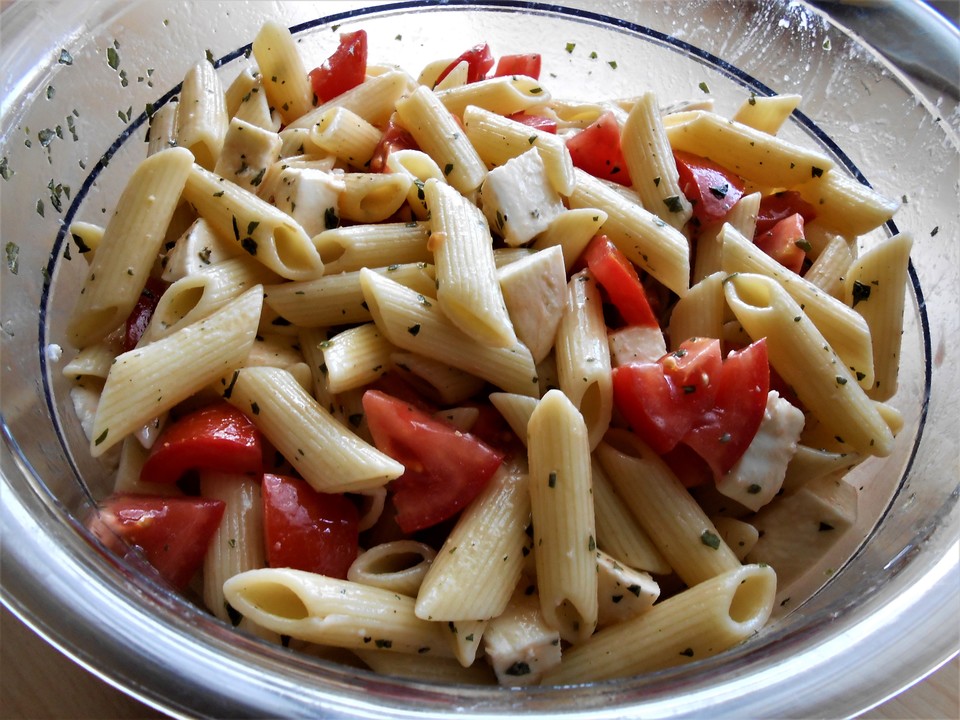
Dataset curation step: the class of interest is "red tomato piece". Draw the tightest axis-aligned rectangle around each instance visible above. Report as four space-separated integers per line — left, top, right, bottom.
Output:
582 234 658 328
123 276 167 352
566 111 632 186
682 339 770 477
674 151 745 227
505 111 557 133
755 213 807 274
140 402 263 485
368 117 419 172
90 494 225 590
611 338 723 454
755 191 817 235
494 53 542 79
362 389 505 533
435 43 495 86
308 30 368 104
261 474 359 578
661 444 714 490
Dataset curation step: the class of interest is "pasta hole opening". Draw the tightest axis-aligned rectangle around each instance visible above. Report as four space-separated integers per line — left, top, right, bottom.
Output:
727 568 775 625
366 551 428 575
727 275 774 310
579 381 606 446
313 234 347 265
274 225 321 273
241 582 310 621
356 179 408 220
157 284 206 328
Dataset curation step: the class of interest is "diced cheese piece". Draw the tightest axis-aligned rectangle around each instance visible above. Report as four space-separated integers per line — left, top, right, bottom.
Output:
608 324 666 366
213 117 282 191
480 149 564 246
272 167 345 237
162 218 242 282
595 550 659 629
746 474 858 588
497 245 566 363
716 391 805 512
483 582 561 686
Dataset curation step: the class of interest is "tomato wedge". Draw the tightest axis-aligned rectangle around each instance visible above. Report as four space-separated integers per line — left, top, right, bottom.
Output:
611 338 723 454
140 402 263 485
582 234 658 328
90 494 225 590
123 276 167 351
368 117 419 172
682 339 770 477
435 42 495 86
566 111 632 186
261 474 359 578
309 30 368 104
674 151 745 227
755 190 817 235
506 111 557 133
362 389 505 533
755 213 807 274
494 53 541 79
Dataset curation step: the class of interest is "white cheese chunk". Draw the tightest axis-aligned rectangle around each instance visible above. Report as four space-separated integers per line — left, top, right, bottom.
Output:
162 218 241 282
483 583 561 686
716 391 805 512
497 245 566 363
608 324 666 366
272 167 345 238
480 149 564 246
595 550 659 629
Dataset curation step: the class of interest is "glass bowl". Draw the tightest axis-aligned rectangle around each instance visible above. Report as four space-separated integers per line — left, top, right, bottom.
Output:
1 1 957 717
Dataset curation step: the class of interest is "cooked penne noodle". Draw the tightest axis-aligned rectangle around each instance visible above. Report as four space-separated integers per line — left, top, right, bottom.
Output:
323 322 394 393
112 436 179 496
597 430 742 586
223 568 454 656
554 270 612 450
794 169 901 237
182 163 325 281
731 93 801 135
711 516 760 562
339 172 413 224
244 332 304 370
314 222 431 275
723 272 894 456
663 109 835 188
147 102 179 157
425 178 517 348
284 70 413 131
804 233 855 299
843 233 913 401
67 147 194 347
309 106 382 168
222 366 403 493
416 458 530 622
353 648 496 684
436 75 550 118
360 269 539 396
720 223 875 389
348 540 437 596
384 149 445 219
527 389 598 643
90 285 261 455
395 86 487 194
263 262 436 328
176 61 229 170
568 169 690 296
621 91 692 229
201 471 266 623
542 564 776 684
488 392 538 446
251 21 314 124
532 208 608 272
667 271 726 350
225 67 279 131
389 352 486 405
782 445 861 495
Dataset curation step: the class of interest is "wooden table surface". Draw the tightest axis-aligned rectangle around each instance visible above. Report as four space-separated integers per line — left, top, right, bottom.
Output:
2 605 956 719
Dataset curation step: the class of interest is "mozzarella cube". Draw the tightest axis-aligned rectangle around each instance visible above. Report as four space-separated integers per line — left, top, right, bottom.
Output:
480 149 564 246
272 167 345 237
497 245 567 363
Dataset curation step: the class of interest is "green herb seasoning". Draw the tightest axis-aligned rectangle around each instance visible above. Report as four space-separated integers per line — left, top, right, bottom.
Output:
700 530 721 550
5 242 20 274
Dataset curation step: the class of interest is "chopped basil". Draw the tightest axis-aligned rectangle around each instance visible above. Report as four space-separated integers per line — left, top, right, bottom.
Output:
443 162 454 176
663 195 685 213
565 42 576 53
241 237 258 255
747 483 762 494
106 46 120 70
698 81 710 93
348 413 363 428
679 648 695 657
407 323 421 336
818 521 835 532
222 370 240 399
324 206 339 229
931 226 939 237
811 166 824 178
794 239 813 253
682 384 696 394
700 530 721 550
58 49 74 65
851 280 871 307
0 157 11 181
505 661 531 676
587 535 596 551
608 60 618 69
250 167 266 187
627 584 641 597
250 401 260 415
374 639 393 649
548 471 557 488
5 242 19 274
708 183 728 199
836 376 847 386
94 428 109 446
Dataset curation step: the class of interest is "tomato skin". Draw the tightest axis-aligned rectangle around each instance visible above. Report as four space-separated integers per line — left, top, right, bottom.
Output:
674 151 745 227
494 53 541 79
140 402 263 485
261 474 359 578
582 234 658 328
755 191 817 235
505 111 557 133
435 43 495 86
362 390 505 533
123 276 167 351
90 494 225 590
308 30 368 104
566 111 632 186
368 117 419 172
755 213 807 274
612 338 723 454
682 339 770 477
